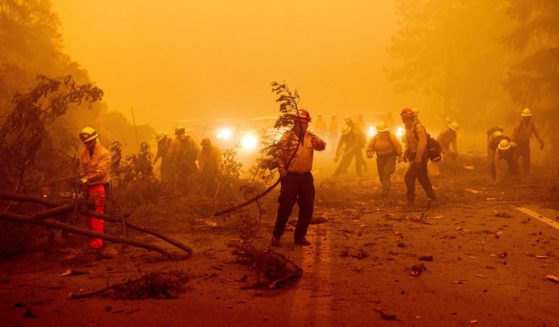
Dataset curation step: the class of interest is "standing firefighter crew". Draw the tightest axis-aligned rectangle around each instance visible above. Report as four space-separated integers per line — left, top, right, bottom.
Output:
333 118 367 177
366 121 403 196
198 138 223 195
401 108 436 206
78 127 111 249
153 132 172 183
272 109 326 247
512 108 545 174
167 127 199 188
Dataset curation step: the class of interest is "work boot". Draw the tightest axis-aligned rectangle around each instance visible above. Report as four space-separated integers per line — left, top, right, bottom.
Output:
271 236 280 247
294 238 311 246
427 197 438 209
404 200 415 210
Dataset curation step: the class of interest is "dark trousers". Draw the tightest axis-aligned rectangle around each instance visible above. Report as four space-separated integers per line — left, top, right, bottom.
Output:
377 155 396 195
334 149 366 176
516 142 530 174
273 172 315 241
405 158 435 202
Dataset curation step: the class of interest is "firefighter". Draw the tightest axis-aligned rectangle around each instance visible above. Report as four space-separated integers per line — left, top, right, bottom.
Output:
401 108 436 206
487 130 510 180
328 114 339 153
198 138 223 196
333 118 366 177
314 114 328 140
110 141 122 173
495 139 519 184
153 132 172 183
198 138 223 175
512 108 545 174
137 141 153 178
78 127 111 250
272 109 326 247
366 121 403 196
167 127 199 188
437 121 458 158
487 127 504 174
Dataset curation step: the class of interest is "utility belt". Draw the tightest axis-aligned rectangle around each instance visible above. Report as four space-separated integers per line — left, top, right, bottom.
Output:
406 151 428 161
287 171 312 177
86 182 111 195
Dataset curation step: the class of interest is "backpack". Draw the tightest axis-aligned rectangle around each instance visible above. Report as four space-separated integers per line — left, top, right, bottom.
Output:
427 136 442 162
412 123 442 162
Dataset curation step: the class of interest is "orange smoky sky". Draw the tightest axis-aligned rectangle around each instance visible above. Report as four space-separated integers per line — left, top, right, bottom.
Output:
52 0 404 131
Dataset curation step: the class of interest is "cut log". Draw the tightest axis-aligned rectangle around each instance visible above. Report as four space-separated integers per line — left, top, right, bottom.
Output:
0 211 177 257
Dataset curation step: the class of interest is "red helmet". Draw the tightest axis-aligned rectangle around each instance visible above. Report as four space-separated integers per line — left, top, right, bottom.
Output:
400 108 416 119
290 109 311 122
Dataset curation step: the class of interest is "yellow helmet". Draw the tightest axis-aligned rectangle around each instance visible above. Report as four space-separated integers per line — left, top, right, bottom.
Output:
448 122 459 131
376 121 388 133
521 108 532 117
493 130 503 138
79 127 99 143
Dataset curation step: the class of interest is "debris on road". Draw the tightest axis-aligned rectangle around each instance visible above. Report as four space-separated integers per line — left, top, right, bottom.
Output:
546 274 559 283
69 271 189 300
409 263 427 277
375 309 397 321
58 269 90 277
493 210 512 218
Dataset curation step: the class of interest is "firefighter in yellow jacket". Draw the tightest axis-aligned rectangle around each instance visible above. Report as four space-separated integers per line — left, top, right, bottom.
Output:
366 121 403 196
78 127 111 249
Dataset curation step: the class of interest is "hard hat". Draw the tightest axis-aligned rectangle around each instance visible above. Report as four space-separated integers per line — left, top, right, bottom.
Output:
140 141 149 151
521 108 532 117
448 122 459 131
156 132 167 142
175 127 186 135
400 108 416 119
493 130 503 138
498 139 511 151
201 138 212 146
290 109 311 122
79 127 99 143
376 121 388 133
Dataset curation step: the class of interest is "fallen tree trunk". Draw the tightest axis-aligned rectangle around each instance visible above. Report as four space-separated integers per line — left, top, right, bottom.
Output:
85 210 192 254
0 211 178 257
0 192 193 256
0 192 60 207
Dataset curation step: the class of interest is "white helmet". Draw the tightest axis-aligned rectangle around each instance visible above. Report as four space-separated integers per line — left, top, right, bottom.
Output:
498 139 511 151
376 121 388 133
79 127 99 143
156 132 167 142
448 122 459 131
521 108 532 117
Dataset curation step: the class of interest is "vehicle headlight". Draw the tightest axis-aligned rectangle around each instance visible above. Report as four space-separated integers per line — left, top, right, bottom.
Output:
367 125 377 137
396 126 405 138
240 132 259 151
216 127 233 140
